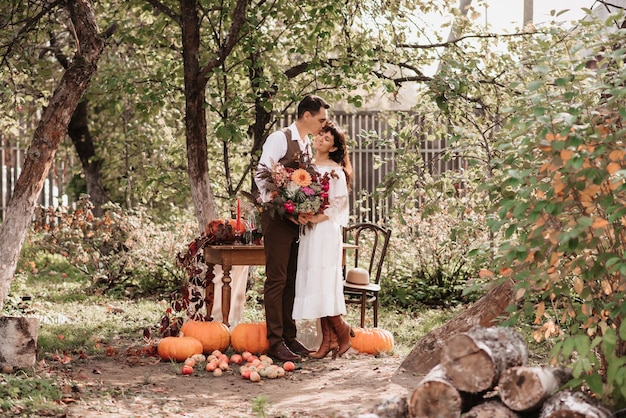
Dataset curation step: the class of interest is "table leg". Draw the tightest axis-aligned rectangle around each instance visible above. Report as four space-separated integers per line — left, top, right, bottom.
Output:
205 263 216 322
221 264 232 327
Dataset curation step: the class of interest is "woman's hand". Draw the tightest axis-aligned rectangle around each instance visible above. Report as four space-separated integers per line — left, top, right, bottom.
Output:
309 213 328 224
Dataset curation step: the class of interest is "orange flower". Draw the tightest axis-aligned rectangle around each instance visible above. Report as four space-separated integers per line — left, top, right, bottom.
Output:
291 169 312 187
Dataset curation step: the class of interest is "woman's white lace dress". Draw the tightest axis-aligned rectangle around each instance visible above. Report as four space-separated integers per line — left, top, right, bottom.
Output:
292 166 349 320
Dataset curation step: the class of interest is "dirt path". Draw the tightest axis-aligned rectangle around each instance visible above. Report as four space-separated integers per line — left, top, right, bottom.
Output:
52 346 418 417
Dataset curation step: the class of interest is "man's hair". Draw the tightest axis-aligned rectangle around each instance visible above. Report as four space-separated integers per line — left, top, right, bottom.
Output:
297 94 330 119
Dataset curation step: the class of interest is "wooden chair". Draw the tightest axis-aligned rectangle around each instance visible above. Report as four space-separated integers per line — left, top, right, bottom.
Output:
342 223 391 328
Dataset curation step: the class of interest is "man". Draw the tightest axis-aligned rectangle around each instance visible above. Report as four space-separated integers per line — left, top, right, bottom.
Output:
255 94 330 362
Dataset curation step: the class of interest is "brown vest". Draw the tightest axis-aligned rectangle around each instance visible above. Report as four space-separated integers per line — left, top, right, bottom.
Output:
278 128 308 169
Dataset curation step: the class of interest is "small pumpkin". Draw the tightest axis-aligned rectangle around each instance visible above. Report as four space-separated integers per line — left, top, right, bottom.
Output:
180 320 231 354
350 327 394 354
157 336 203 362
230 322 270 355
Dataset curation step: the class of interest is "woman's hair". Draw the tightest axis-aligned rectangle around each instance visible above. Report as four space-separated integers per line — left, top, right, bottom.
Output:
297 94 330 119
321 121 353 189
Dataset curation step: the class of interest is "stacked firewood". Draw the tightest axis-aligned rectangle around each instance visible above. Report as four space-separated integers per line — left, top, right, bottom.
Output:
357 326 616 418
405 326 614 418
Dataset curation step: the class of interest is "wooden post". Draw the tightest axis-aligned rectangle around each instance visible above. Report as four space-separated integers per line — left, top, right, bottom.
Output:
0 316 39 370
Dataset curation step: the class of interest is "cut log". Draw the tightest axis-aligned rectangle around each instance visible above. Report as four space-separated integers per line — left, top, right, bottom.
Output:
408 364 463 418
400 280 513 375
539 390 613 418
440 325 528 393
464 400 521 418
370 395 409 418
0 316 39 370
498 366 573 412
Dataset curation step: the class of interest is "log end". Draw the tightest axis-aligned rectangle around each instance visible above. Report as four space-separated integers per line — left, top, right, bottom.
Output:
0 316 40 369
443 349 496 393
409 380 462 418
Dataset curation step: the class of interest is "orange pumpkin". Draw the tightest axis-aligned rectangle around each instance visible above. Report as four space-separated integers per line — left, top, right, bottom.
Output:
180 320 231 354
157 336 203 362
230 322 270 355
350 327 394 354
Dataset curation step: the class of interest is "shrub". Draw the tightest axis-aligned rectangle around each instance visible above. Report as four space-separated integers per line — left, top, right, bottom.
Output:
382 182 493 308
21 196 195 298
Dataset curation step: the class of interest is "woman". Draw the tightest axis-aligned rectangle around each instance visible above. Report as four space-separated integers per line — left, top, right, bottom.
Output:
292 121 353 359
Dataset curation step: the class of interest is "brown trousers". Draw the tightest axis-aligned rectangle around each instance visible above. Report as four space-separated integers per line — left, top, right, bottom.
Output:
261 210 300 347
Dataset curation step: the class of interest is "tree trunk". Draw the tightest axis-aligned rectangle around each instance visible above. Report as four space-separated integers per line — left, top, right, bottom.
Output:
400 279 514 375
464 400 521 418
408 364 463 418
67 99 108 216
498 366 573 412
0 0 114 311
539 390 612 418
440 325 528 393
180 0 249 231
180 0 216 231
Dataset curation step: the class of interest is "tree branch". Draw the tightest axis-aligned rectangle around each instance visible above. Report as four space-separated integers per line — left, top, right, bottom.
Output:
142 0 181 25
199 0 249 80
397 31 542 49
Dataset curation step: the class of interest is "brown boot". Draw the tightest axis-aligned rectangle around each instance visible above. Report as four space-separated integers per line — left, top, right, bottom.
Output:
328 315 351 357
310 317 333 359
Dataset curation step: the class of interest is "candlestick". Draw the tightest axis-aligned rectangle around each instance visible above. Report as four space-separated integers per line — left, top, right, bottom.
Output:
236 198 241 231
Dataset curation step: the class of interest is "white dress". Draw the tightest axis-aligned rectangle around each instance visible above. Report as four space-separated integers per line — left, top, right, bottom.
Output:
292 166 350 320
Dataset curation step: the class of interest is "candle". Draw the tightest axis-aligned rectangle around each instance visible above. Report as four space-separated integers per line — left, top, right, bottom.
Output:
236 198 241 231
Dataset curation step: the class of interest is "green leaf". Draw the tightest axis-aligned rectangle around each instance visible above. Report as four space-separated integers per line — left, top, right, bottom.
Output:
528 80 544 91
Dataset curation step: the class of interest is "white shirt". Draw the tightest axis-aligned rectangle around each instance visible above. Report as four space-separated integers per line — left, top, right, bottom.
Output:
255 123 312 202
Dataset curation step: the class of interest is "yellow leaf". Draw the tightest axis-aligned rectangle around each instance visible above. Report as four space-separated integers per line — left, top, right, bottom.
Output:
478 269 494 279
581 304 592 315
592 218 609 229
515 287 526 300
601 280 613 295
552 173 565 195
534 302 545 324
560 149 574 163
609 178 623 191
573 277 584 295
607 162 621 174
609 149 624 162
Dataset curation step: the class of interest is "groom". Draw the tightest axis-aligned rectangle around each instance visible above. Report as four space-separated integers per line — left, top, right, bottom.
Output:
255 94 330 362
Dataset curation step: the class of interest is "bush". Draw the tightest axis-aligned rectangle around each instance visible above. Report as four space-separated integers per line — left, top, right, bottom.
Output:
382 184 493 309
21 196 196 298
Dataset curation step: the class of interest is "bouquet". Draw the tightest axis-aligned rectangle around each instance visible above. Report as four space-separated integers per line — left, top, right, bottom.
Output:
257 154 334 219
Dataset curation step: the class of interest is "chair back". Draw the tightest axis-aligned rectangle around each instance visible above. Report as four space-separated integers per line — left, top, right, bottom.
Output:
343 223 391 286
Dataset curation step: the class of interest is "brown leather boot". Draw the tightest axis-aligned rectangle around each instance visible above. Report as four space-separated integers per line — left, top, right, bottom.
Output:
310 317 333 359
328 315 351 357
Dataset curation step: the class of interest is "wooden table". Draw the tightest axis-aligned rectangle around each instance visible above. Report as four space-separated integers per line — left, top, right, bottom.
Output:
203 243 358 326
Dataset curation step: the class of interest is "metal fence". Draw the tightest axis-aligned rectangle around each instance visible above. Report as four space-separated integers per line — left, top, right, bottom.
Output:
1 140 74 222
1 111 462 223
